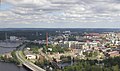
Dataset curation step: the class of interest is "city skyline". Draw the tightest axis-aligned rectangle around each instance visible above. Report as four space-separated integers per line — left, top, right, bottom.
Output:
0 0 120 28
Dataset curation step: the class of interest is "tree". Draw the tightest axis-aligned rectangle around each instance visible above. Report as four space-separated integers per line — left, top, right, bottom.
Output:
30 46 39 54
93 51 98 57
112 65 119 71
83 52 89 57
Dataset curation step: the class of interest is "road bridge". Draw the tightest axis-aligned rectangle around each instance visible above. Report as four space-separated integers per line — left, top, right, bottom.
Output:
16 44 46 71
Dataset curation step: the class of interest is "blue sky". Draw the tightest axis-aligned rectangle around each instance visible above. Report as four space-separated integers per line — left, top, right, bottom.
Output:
0 0 120 28
0 3 13 10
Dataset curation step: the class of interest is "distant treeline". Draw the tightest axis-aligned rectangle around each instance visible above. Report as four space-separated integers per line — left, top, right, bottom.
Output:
0 28 119 40
0 30 60 40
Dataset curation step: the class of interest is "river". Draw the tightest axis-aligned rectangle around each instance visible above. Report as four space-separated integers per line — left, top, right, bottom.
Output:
0 62 28 71
0 47 16 54
0 47 28 71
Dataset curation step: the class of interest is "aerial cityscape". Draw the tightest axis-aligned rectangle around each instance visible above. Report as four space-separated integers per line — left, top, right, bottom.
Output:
0 0 120 71
0 28 119 71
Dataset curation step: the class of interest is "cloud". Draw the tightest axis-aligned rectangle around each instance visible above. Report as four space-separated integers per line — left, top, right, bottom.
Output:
5 0 51 6
0 0 120 28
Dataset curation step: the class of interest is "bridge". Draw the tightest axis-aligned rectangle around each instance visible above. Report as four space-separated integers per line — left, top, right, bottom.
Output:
15 44 46 71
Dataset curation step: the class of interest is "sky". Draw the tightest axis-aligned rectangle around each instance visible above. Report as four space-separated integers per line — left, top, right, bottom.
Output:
0 0 120 28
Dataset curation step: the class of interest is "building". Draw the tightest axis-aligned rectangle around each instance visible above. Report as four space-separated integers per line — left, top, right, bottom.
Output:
108 51 120 57
10 36 17 41
26 54 36 60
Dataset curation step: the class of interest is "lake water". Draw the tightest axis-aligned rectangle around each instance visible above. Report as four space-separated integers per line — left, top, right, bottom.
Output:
0 47 28 71
0 47 16 54
0 62 28 71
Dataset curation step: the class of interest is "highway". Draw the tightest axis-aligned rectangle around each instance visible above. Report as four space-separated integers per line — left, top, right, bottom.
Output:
15 44 46 71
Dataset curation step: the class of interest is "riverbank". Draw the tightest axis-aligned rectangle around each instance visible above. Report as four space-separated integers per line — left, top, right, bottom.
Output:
0 61 28 71
0 51 20 65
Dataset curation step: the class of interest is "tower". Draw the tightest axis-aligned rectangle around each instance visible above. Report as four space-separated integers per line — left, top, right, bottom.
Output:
46 32 48 47
36 32 38 36
5 32 7 41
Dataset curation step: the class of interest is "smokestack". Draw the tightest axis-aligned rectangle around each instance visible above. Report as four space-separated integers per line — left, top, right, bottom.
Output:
46 32 48 47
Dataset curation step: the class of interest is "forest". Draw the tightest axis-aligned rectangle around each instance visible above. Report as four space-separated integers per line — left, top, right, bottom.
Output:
63 57 120 71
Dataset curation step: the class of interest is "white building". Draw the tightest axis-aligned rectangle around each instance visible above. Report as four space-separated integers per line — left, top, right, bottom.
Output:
26 55 36 60
10 36 17 41
88 42 98 48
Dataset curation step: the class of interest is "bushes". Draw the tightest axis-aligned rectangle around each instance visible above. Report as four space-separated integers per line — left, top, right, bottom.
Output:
0 51 20 64
35 59 50 68
63 57 120 71
11 51 20 64
60 56 71 63
43 45 70 53
30 47 39 54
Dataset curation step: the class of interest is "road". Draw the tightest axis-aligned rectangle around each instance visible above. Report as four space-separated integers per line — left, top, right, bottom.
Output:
16 44 46 71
